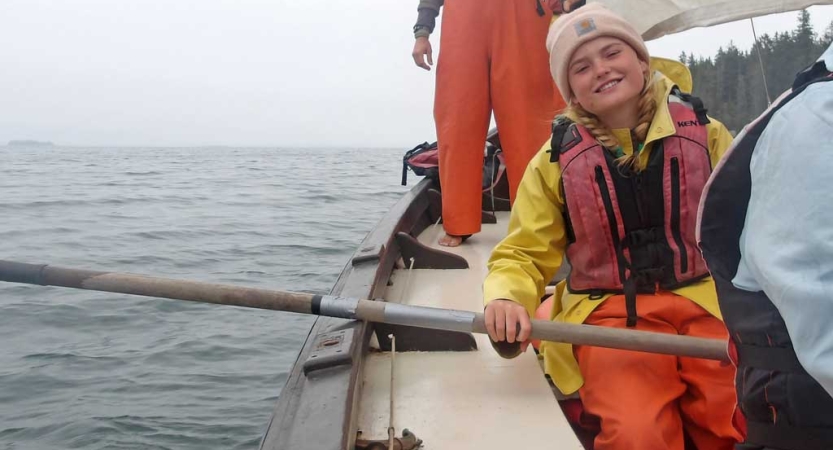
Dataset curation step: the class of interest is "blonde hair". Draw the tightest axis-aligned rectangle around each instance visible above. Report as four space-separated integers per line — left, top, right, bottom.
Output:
565 70 658 171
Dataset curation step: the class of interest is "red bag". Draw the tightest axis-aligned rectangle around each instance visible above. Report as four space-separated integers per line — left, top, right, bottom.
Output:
401 141 439 186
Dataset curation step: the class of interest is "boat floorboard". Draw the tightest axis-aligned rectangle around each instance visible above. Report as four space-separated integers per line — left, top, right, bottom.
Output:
357 212 582 448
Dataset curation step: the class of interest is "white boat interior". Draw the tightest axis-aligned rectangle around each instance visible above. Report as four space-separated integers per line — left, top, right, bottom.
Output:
357 212 582 448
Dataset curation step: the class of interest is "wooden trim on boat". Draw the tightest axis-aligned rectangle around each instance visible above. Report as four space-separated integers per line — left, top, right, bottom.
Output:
259 179 474 450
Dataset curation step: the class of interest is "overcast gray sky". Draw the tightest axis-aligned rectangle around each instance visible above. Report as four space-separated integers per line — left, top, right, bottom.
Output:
2 1 831 148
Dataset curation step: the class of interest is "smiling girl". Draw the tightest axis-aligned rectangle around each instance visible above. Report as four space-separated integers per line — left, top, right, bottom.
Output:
482 5 740 450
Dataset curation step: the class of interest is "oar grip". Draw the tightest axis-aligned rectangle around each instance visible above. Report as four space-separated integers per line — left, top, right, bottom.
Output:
531 319 729 362
471 311 728 362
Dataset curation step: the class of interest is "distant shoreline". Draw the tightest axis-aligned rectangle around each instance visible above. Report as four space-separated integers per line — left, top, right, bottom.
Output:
7 140 54 147
1 144 405 150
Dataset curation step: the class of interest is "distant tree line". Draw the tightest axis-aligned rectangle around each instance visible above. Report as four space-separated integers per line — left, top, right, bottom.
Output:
680 10 833 133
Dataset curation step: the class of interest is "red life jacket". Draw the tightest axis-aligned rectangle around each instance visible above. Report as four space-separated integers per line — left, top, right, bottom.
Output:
552 93 712 326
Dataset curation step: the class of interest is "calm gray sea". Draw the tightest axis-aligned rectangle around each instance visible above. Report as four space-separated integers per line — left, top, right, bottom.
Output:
0 146 410 449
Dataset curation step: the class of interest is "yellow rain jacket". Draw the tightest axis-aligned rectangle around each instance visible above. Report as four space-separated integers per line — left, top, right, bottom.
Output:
483 59 734 395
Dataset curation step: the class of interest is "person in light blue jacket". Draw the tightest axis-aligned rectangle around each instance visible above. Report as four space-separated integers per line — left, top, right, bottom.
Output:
699 42 833 450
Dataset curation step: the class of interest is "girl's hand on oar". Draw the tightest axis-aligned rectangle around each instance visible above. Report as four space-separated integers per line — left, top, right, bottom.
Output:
484 299 532 347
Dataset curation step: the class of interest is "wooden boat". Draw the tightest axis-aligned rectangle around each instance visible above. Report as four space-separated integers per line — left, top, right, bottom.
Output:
258 174 586 449
259 1 833 448
0 2 828 449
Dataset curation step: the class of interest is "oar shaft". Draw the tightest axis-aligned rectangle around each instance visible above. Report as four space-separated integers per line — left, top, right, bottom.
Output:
348 300 727 362
0 260 729 362
0 261 316 315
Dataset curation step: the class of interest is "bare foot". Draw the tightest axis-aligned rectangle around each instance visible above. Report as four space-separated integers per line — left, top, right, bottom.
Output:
438 233 464 247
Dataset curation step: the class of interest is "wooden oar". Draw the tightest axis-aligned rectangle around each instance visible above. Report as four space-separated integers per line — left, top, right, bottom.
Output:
0 260 729 362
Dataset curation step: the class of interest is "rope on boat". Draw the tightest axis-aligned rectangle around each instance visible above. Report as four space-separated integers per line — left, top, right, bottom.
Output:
490 152 497 213
429 214 443 244
750 18 773 106
401 257 416 303
388 334 396 450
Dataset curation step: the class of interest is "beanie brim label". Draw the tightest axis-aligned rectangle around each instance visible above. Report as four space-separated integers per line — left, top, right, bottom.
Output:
574 18 597 37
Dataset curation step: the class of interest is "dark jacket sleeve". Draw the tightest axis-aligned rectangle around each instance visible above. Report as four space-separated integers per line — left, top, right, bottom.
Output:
414 0 443 37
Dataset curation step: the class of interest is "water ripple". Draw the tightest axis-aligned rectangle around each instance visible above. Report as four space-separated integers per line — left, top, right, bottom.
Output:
0 145 410 449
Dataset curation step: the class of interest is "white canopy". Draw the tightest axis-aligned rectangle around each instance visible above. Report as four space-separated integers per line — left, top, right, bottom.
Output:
593 0 833 40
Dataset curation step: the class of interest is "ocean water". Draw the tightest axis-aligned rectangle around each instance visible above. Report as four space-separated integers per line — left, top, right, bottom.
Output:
0 146 410 449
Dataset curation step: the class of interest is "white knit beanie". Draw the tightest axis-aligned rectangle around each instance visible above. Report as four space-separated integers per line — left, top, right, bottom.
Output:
547 4 649 101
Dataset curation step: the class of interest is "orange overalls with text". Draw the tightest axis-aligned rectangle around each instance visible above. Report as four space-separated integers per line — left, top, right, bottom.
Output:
434 0 565 236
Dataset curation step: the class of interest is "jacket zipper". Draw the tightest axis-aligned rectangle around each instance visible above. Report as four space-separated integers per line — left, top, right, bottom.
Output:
633 173 647 225
631 139 648 226
670 158 688 273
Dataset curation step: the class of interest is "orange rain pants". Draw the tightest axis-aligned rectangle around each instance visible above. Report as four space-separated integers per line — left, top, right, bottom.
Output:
575 293 742 450
434 0 565 236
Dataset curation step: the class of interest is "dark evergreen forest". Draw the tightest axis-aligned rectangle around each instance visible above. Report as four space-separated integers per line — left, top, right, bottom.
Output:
681 10 832 132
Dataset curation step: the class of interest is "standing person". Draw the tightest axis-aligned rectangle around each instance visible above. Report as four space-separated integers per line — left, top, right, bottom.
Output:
699 43 833 450
482 5 741 449
411 0 567 247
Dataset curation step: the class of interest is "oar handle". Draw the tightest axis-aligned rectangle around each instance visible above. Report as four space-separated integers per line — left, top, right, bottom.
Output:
349 299 728 362
473 315 728 362
0 260 729 361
